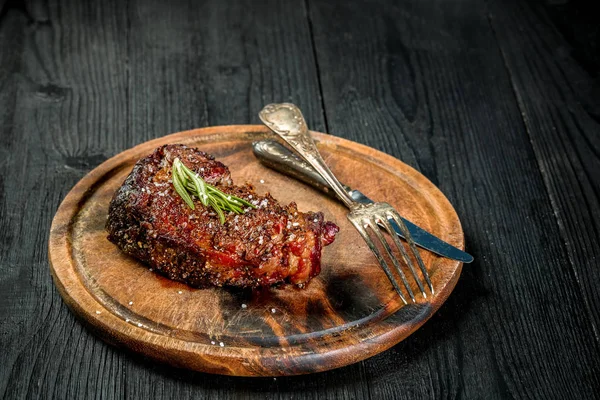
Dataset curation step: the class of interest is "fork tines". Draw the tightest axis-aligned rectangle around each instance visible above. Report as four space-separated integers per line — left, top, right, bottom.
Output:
349 202 434 305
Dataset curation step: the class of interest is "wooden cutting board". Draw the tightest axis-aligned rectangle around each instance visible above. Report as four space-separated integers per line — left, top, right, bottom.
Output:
48 125 465 376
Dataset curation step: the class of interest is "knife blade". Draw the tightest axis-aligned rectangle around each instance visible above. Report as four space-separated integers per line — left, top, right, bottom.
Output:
252 140 473 263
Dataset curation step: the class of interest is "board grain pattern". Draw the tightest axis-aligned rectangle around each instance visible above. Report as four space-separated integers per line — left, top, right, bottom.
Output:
48 125 464 376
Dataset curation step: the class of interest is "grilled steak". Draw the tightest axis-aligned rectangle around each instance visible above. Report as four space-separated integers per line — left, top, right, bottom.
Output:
106 144 339 288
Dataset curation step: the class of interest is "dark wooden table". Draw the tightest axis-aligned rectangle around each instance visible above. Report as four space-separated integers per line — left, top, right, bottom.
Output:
1 0 599 398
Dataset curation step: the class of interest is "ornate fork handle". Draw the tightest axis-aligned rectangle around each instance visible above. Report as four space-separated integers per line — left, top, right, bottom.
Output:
259 103 356 208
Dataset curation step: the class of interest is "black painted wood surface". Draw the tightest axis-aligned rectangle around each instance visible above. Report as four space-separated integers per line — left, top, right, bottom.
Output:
1 0 598 398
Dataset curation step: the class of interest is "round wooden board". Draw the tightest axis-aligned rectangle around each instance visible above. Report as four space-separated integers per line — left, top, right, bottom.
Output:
49 125 465 376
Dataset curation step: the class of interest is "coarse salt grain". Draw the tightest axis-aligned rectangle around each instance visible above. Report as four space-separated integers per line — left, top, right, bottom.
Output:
219 342 225 347
95 311 101 314
211 341 216 345
271 308 276 313
128 301 133 305
178 290 183 294
292 222 299 227
241 304 247 309
260 179 265 183
137 323 143 327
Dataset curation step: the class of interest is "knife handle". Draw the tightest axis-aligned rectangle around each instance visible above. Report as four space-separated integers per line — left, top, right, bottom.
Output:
252 140 351 198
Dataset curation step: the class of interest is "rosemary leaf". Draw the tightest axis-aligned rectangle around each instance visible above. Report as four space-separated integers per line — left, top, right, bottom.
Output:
171 157 256 223
173 174 195 209
209 198 226 224
180 162 209 206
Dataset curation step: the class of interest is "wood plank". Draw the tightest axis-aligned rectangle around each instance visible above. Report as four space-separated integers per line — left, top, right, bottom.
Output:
0 0 373 398
0 3 29 399
540 0 600 76
308 0 600 398
488 0 600 339
126 0 327 137
0 0 130 399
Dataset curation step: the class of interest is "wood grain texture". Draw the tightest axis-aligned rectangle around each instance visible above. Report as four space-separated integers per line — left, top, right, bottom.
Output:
127 0 327 137
309 0 600 398
0 3 30 399
0 0 333 397
49 126 464 376
488 0 600 342
2 0 600 397
1 1 131 399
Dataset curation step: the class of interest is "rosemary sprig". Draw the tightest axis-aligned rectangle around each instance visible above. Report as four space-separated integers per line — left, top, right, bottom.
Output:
171 157 256 224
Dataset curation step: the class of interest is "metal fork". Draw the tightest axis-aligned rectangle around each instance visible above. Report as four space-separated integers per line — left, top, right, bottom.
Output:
259 103 433 304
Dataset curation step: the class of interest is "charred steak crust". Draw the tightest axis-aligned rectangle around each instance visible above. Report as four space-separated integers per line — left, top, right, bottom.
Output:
106 144 339 288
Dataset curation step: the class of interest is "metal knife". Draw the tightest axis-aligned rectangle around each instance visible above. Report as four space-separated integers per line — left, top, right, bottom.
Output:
252 140 473 263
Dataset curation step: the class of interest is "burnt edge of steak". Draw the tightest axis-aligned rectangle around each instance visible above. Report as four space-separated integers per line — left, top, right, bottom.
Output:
106 144 339 288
